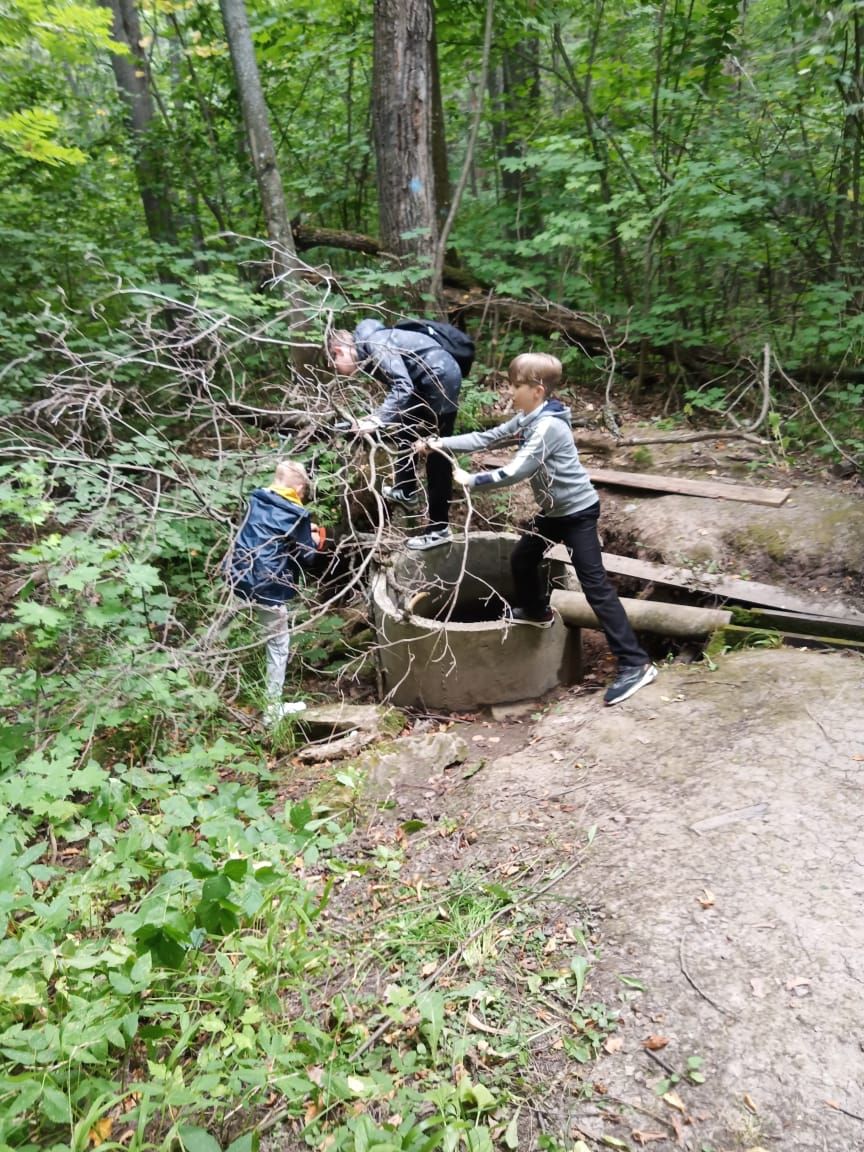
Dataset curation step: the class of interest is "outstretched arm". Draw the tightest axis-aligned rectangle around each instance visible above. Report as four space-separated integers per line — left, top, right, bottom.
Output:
451 419 553 491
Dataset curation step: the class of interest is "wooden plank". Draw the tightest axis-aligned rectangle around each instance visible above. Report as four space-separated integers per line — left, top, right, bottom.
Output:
595 551 864 621
721 623 864 654
586 467 792 506
738 607 864 643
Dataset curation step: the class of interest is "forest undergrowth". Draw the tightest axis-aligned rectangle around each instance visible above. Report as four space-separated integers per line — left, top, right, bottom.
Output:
0 277 859 1152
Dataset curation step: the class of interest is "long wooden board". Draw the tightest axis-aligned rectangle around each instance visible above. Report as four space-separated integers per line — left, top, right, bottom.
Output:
586 467 792 506
596 551 864 621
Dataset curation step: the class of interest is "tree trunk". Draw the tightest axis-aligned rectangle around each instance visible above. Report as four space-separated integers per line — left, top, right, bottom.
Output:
429 9 451 234
489 32 540 240
100 0 177 248
372 0 437 269
218 0 297 283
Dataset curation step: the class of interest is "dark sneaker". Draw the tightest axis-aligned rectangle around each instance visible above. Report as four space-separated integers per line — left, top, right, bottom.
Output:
509 607 555 629
603 663 657 705
383 484 421 510
406 527 453 551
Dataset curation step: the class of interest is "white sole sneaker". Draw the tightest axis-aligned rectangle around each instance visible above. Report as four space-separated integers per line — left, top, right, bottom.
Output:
383 486 421 510
603 664 658 705
263 701 307 725
406 531 453 551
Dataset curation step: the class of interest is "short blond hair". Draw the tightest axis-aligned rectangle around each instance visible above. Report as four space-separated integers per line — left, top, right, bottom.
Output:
508 352 562 392
326 328 355 363
272 459 309 494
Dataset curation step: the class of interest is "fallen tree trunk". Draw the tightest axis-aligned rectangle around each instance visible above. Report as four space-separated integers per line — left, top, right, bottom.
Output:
550 590 731 636
291 223 480 291
292 224 862 388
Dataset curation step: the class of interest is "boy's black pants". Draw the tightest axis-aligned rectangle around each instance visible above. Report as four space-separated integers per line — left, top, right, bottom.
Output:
511 503 649 669
393 407 457 532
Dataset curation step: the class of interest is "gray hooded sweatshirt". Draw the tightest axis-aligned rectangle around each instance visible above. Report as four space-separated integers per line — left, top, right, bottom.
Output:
438 399 598 518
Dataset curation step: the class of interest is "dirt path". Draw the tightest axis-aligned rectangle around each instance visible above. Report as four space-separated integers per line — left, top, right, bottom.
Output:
384 647 864 1151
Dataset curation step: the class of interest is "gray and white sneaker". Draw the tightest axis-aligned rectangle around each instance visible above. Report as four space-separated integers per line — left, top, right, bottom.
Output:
406 527 453 551
603 664 657 706
382 484 421 510
263 700 307 726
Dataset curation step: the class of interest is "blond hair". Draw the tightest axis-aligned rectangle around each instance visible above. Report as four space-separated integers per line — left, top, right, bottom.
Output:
272 459 309 495
508 352 562 392
326 328 355 363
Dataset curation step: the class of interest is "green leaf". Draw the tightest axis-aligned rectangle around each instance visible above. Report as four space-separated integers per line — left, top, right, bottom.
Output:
503 1110 520 1149
41 1083 71 1124
399 819 427 834
416 989 445 1058
13 601 66 630
225 1133 259 1152
178 1126 222 1152
130 951 152 985
223 856 249 882
570 955 590 1000
125 562 163 591
618 975 645 990
466 1127 494 1152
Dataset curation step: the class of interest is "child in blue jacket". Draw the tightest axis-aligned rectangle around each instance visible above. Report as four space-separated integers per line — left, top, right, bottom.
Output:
226 460 324 724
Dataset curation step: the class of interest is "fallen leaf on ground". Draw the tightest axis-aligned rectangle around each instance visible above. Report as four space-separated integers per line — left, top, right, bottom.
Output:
304 1099 321 1124
662 1090 687 1114
743 1093 758 1113
632 1132 667 1145
88 1119 112 1147
643 1034 670 1050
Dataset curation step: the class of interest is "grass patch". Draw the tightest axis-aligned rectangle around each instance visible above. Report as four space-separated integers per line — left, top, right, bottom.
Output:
0 732 614 1152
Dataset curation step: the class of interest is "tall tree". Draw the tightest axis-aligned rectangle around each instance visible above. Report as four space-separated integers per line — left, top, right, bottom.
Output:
100 0 177 248
372 0 437 267
218 0 297 282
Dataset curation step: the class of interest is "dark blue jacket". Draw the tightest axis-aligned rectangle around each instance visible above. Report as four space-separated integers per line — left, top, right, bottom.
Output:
226 488 317 606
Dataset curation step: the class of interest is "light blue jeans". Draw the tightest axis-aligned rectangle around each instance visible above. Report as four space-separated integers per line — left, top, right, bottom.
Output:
255 604 293 702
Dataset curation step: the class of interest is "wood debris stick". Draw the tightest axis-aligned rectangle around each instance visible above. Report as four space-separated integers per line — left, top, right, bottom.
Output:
586 467 792 506
680 930 737 1018
690 803 768 834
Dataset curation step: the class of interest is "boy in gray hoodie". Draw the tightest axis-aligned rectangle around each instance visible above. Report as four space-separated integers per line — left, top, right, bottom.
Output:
417 352 657 705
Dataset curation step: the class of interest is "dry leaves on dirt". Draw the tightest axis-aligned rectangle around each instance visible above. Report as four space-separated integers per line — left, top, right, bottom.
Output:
643 1034 670 1050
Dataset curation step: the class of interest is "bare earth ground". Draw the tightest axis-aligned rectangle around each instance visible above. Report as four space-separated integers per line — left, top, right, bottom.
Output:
365 647 864 1152
293 444 864 1150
